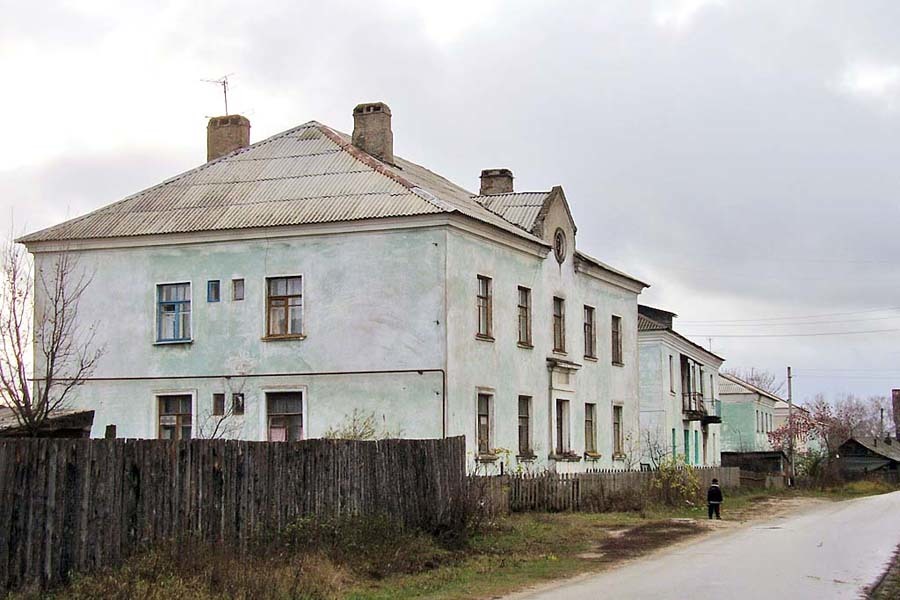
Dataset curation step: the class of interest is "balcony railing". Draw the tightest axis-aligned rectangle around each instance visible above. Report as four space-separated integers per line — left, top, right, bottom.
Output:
704 398 721 418
682 392 704 414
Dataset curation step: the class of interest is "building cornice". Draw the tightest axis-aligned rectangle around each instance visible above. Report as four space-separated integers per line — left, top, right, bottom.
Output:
638 330 725 368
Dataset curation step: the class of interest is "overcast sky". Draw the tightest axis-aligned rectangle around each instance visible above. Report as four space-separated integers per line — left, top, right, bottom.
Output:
2 0 899 403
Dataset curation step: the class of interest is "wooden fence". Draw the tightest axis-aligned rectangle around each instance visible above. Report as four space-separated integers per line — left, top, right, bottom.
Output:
473 466 741 514
0 436 466 591
739 469 786 489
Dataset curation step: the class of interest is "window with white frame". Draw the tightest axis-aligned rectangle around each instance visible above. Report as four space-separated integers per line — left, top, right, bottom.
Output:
553 297 566 353
266 392 303 441
157 283 191 342
611 315 623 365
669 355 675 392
583 306 596 359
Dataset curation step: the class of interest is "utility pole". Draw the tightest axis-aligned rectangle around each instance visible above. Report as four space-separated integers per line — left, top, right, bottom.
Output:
787 366 794 486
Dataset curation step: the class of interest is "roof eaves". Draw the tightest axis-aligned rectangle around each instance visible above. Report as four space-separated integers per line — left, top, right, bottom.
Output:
718 372 785 402
574 250 650 289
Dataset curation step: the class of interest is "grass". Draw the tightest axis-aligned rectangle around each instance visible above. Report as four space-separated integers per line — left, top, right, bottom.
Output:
869 544 900 600
12 481 896 600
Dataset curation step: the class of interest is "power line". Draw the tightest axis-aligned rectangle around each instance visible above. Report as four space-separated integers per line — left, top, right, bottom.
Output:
679 306 900 324
680 327 900 338
683 314 900 328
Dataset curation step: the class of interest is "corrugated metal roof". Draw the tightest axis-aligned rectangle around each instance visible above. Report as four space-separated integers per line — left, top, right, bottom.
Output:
718 373 784 401
19 122 545 244
474 192 551 233
638 314 667 331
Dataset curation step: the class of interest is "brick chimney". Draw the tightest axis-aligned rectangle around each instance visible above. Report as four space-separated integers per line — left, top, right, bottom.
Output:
893 389 900 439
479 169 514 195
207 115 250 162
352 102 393 164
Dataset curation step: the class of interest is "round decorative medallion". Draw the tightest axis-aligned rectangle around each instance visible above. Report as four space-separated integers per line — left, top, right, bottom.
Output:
553 228 567 264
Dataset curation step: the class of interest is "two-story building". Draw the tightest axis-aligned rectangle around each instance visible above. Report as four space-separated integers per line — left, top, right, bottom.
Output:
718 372 779 452
20 102 648 472
637 305 724 467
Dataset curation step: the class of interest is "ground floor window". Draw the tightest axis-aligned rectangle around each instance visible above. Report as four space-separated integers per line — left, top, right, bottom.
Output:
684 429 690 463
477 393 492 454
585 403 597 453
694 430 700 465
266 392 303 441
158 395 192 440
612 405 623 456
517 396 531 456
555 399 570 454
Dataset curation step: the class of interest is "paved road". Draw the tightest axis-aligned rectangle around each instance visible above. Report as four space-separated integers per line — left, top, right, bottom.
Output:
511 491 900 600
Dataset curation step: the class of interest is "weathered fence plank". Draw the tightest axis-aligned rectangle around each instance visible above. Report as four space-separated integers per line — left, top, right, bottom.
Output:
0 436 465 592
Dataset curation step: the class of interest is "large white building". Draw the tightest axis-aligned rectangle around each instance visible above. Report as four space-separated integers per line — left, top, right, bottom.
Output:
21 102 648 472
638 305 724 467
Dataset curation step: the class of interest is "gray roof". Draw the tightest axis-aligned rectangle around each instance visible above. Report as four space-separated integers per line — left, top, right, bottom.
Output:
19 122 546 245
638 314 667 332
637 312 725 362
474 192 552 233
718 372 785 402
845 437 900 463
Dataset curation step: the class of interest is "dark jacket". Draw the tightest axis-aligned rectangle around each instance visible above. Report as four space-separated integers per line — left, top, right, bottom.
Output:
707 484 723 504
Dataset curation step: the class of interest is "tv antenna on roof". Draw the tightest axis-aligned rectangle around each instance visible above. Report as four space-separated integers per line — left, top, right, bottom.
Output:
202 74 234 115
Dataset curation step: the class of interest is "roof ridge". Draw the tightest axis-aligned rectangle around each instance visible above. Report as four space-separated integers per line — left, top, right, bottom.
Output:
472 191 552 197
312 123 453 214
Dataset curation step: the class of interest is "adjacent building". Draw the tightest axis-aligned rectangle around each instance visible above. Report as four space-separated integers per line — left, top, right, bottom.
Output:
718 373 779 452
20 102 648 472
637 305 724 467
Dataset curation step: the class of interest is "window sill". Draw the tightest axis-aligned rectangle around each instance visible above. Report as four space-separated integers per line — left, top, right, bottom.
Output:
154 339 193 346
475 334 495 343
552 349 568 356
476 453 499 463
550 452 581 462
584 452 602 460
612 453 627 461
517 342 534 350
261 334 306 342
584 355 598 362
516 453 537 462
612 361 625 368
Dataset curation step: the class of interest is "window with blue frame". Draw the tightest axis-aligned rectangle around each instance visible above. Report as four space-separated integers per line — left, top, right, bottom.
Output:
157 283 191 342
207 280 220 302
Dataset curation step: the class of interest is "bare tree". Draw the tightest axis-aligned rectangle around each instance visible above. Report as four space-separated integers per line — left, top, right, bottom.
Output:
640 426 672 469
0 241 104 434
724 367 785 396
323 409 403 440
198 351 256 439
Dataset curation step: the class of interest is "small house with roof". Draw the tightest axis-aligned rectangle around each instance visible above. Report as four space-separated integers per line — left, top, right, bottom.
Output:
19 102 648 472
637 305 725 467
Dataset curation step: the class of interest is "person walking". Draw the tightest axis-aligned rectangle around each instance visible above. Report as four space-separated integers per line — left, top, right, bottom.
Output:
707 478 723 520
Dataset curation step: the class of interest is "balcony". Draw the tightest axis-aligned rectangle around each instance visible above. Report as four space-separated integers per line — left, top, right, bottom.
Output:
682 392 704 421
702 399 722 424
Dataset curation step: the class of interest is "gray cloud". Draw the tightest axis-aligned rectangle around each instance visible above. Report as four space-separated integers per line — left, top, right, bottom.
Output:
4 0 900 401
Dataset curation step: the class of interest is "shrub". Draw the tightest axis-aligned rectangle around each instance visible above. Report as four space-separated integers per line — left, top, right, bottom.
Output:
651 457 700 506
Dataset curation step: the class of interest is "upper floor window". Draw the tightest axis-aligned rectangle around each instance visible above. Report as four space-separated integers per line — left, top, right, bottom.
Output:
157 283 191 342
669 355 675 392
553 228 567 263
266 276 303 338
583 305 596 359
553 297 566 353
207 280 220 302
232 278 245 301
611 315 623 365
476 275 493 339
517 286 532 346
